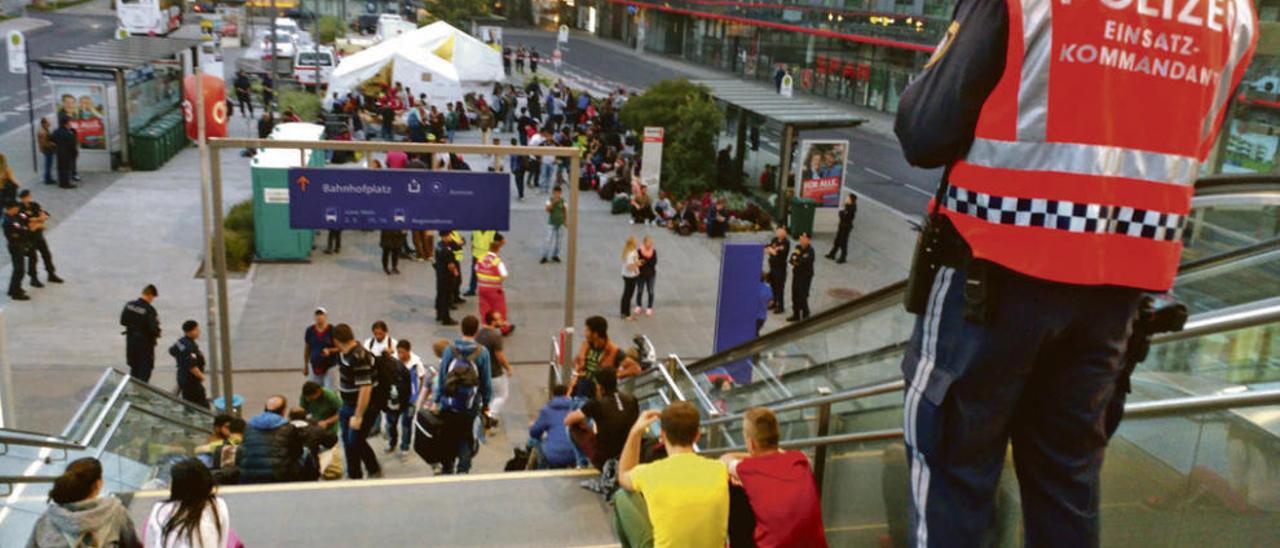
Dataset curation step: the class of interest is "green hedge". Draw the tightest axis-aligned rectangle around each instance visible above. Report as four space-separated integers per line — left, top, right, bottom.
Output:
317 16 343 44
223 200 254 271
280 90 322 121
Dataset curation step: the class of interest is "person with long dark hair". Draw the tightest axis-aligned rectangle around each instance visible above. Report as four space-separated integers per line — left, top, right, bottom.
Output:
144 458 230 548
28 457 141 547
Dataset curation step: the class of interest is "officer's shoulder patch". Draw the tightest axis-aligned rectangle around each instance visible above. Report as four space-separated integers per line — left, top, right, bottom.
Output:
925 20 961 71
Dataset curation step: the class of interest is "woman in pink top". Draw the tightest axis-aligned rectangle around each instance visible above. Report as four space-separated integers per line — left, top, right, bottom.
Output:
386 150 408 169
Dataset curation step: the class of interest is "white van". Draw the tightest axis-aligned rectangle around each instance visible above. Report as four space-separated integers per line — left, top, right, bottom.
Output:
293 47 335 89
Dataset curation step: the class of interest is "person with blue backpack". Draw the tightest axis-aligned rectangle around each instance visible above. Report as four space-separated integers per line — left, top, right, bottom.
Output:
434 315 493 475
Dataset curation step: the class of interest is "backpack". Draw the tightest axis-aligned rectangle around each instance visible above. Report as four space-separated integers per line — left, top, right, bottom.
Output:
370 353 399 412
440 345 483 414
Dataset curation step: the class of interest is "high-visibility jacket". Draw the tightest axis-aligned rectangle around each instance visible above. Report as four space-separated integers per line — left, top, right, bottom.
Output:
940 0 1257 291
471 230 496 260
476 252 506 289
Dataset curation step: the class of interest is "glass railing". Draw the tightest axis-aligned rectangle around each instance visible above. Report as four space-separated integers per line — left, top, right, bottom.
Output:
652 177 1280 420
1 368 215 547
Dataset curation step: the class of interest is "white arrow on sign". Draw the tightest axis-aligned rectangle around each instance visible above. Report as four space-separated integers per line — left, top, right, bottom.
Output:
7 31 27 75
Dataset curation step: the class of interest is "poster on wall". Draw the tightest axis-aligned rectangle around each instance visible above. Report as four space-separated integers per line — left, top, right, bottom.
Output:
53 82 108 150
795 139 848 207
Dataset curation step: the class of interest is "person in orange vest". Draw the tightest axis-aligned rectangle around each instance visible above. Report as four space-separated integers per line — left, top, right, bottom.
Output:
475 234 514 335
893 1 1256 546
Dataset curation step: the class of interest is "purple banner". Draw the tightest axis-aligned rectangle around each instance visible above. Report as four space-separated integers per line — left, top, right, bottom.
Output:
287 168 510 231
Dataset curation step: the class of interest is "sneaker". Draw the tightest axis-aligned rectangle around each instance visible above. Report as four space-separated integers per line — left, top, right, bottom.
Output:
440 318 459 326
580 478 605 494
9 292 29 301
552 257 561 263
540 258 548 264
369 471 384 479
646 308 653 317
30 280 44 288
385 445 397 454
786 315 800 322
392 268 401 275
47 275 63 284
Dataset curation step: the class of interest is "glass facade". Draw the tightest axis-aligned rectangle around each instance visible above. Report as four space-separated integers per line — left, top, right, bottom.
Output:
1216 6 1280 175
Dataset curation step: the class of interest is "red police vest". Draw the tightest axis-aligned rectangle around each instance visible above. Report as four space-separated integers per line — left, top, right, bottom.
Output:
941 0 1257 291
476 252 504 290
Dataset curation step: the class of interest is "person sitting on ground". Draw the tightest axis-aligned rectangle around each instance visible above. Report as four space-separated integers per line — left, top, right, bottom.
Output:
28 457 142 548
300 381 342 437
196 414 243 483
235 395 306 484
630 184 655 225
527 384 577 469
720 407 827 548
615 402 729 548
144 458 231 548
675 200 699 236
287 407 339 481
565 368 639 472
654 192 674 224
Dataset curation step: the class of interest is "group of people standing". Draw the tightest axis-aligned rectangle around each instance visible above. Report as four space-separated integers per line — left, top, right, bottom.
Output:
1 163 63 301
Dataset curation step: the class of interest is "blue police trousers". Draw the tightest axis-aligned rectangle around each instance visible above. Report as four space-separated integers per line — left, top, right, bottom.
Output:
901 266 1140 548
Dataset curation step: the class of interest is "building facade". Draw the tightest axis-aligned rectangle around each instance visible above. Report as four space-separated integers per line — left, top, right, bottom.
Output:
575 0 1280 177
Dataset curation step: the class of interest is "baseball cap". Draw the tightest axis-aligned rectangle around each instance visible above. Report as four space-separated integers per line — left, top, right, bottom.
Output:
314 307 327 315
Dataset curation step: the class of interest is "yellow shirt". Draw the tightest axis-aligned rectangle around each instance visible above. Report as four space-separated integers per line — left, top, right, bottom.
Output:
630 452 729 548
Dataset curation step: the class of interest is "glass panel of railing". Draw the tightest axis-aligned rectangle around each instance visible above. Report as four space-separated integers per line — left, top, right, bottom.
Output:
61 369 126 444
0 479 58 548
816 401 1280 547
96 405 213 492
119 381 213 431
752 303 913 391
1172 248 1280 315
1181 196 1280 263
1145 316 1280 387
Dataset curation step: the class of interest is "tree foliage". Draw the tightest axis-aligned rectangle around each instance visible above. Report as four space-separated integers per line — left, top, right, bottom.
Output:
421 0 490 28
620 79 724 198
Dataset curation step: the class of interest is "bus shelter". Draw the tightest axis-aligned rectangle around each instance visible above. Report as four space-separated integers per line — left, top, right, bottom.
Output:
693 79 865 224
36 37 199 171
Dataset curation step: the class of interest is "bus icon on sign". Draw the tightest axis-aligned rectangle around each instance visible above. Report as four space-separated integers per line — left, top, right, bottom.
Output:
324 208 339 223
393 209 406 223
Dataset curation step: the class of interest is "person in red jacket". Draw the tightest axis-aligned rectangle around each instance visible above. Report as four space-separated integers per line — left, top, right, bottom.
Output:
720 407 826 548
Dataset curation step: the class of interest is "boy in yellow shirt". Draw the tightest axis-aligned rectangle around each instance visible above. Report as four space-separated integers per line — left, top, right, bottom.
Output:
615 401 728 548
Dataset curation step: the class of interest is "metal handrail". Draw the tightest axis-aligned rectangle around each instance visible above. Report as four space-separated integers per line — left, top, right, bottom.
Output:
0 475 60 497
699 388 1280 457
672 355 719 416
0 431 85 453
123 372 219 419
1153 299 1280 344
78 378 132 446
654 361 688 403
60 369 117 439
703 379 905 428
94 402 133 458
1177 236 1280 276
548 334 563 389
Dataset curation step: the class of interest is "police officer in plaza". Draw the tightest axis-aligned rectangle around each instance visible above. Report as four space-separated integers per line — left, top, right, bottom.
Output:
764 226 789 314
120 284 161 382
893 0 1256 545
786 232 814 322
169 320 208 408
2 201 31 301
434 231 462 326
20 190 63 286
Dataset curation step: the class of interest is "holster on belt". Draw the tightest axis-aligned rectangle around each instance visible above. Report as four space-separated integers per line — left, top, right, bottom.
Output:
904 169 998 325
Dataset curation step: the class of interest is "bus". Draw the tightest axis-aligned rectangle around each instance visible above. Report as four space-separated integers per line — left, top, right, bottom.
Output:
117 0 183 36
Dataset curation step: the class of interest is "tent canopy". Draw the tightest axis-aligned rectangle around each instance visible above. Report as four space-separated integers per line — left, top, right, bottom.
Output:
326 21 503 108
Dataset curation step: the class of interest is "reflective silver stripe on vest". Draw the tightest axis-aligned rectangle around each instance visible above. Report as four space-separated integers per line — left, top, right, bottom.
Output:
1016 0 1053 141
965 138 1201 186
1201 0 1256 144
944 184 1185 241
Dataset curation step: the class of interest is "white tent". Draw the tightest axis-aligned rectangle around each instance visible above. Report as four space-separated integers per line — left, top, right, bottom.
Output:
325 21 503 108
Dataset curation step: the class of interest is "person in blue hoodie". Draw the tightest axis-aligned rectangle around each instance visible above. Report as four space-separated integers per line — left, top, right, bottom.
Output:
236 395 305 484
434 315 493 475
528 384 576 469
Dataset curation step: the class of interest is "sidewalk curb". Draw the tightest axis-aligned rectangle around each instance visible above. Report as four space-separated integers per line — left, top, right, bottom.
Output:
0 17 53 35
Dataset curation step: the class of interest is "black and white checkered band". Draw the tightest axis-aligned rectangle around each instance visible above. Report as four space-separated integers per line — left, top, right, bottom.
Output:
944 186 1185 242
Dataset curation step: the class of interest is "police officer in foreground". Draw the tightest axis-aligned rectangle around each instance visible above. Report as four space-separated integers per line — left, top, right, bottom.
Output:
893 1 1256 546
764 226 789 314
170 320 208 408
786 232 814 322
20 190 63 285
2 201 31 300
120 284 161 382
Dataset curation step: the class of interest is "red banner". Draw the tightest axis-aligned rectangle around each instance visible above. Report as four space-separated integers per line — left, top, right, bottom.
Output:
799 176 841 206
182 73 229 141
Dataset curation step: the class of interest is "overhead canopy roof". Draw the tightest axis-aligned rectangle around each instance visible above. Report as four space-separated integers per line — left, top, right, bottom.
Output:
692 79 866 129
36 37 199 70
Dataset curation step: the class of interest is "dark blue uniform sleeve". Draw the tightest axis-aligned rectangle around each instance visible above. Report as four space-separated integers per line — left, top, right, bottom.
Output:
895 0 1009 169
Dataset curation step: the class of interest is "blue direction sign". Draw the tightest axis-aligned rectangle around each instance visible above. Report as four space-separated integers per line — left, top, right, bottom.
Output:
287 168 510 231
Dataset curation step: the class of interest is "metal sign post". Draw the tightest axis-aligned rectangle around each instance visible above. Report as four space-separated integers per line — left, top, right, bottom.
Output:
192 66 224 403
8 31 35 172
0 310 14 428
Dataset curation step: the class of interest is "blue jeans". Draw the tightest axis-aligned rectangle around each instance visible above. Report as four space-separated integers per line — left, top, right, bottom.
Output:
635 274 655 309
539 162 555 191
542 224 562 260
384 407 412 451
42 152 54 183
339 405 381 479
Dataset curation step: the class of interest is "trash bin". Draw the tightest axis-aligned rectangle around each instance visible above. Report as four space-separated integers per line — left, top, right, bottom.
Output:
212 394 244 415
789 197 817 236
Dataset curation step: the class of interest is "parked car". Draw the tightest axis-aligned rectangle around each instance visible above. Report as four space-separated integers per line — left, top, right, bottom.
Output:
293 46 335 90
256 28 297 60
354 14 379 34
